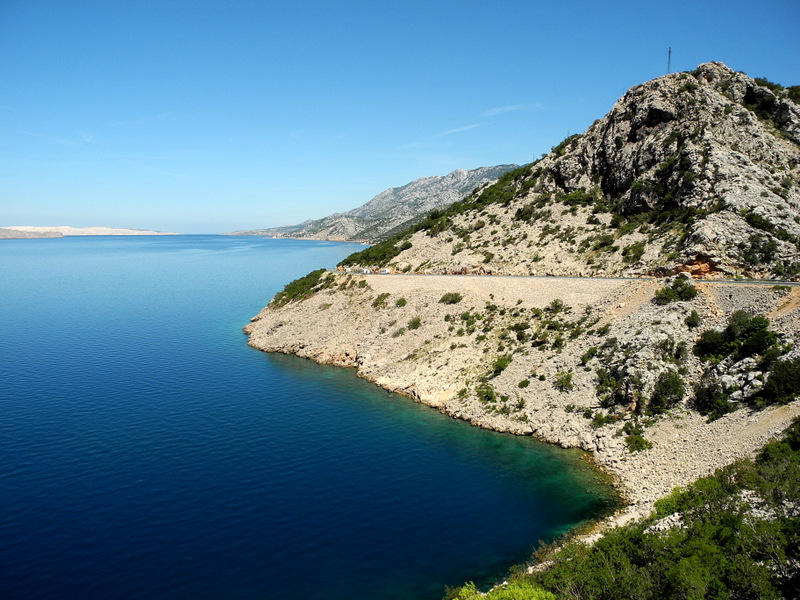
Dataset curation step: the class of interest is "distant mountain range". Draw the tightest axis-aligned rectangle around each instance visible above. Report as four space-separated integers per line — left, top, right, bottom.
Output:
227 164 518 243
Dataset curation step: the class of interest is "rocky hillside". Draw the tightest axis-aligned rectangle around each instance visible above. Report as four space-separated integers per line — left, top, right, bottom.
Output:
229 164 517 242
342 62 800 278
245 62 800 535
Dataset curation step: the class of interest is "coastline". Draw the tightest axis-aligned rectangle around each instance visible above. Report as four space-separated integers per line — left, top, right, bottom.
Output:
244 271 800 540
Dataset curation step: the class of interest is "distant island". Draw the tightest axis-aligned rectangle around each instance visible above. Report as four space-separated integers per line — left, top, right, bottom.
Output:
1 226 180 239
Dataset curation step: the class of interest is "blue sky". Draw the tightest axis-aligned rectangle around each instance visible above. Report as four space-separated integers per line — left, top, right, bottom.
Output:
2 0 798 233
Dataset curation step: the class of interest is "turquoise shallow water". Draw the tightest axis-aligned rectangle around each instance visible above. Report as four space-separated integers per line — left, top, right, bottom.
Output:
0 235 617 599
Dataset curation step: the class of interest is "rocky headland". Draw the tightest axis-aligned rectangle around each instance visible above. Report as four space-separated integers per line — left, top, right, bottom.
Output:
245 271 800 528
245 63 800 536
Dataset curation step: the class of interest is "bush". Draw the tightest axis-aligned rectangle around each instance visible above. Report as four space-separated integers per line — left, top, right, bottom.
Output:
475 383 497 404
759 357 800 405
448 580 557 600
395 297 407 307
490 355 512 377
693 329 726 359
407 316 422 330
653 275 698 305
649 370 685 413
693 380 736 421
372 292 390 308
694 310 777 361
621 241 646 263
338 238 408 267
439 292 463 304
685 309 701 328
554 371 574 392
271 269 327 306
625 433 653 452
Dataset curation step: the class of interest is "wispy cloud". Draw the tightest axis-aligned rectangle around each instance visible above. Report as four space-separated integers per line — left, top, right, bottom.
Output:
483 103 543 117
79 131 95 143
434 123 481 137
400 123 481 150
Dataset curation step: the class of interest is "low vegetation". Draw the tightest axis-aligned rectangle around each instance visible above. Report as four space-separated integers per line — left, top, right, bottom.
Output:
270 268 331 306
653 275 698 305
446 417 800 599
439 292 464 304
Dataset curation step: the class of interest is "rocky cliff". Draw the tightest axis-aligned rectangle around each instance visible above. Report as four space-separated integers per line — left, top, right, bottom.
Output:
229 164 517 242
342 63 800 279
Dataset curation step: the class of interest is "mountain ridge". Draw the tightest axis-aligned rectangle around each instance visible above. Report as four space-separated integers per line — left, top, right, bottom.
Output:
228 164 518 242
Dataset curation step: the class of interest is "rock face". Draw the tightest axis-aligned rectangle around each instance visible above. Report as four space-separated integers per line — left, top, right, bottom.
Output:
343 63 800 279
229 165 518 242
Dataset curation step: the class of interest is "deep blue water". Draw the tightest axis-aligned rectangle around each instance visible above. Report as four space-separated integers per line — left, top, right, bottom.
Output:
0 235 617 599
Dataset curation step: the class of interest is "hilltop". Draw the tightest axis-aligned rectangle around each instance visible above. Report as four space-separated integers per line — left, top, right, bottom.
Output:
228 164 517 242
342 62 800 279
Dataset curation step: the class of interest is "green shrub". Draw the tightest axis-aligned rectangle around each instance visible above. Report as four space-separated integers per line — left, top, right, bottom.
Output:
338 237 409 267
545 298 566 314
693 380 736 421
448 580 557 600
759 357 800 405
407 316 422 330
591 412 617 428
621 241 646 263
476 383 497 403
592 233 616 251
271 268 327 306
490 355 512 378
649 370 685 414
439 292 463 304
653 275 698 305
372 292 390 308
554 371 574 392
685 309 701 328
625 433 653 452
695 310 778 361
395 297 407 307
693 329 726 359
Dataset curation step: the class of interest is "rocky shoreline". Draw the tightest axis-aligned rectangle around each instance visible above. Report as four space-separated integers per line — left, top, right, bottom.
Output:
245 272 800 538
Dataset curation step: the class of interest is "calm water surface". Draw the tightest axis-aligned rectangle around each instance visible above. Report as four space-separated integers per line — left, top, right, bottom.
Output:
0 236 617 599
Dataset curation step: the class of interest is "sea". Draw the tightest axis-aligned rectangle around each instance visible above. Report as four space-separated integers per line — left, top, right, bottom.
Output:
0 235 618 600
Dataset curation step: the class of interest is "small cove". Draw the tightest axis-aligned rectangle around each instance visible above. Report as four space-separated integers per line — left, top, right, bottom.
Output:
0 235 618 599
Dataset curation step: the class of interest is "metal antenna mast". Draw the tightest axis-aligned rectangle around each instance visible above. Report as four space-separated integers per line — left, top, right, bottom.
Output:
667 47 672 74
